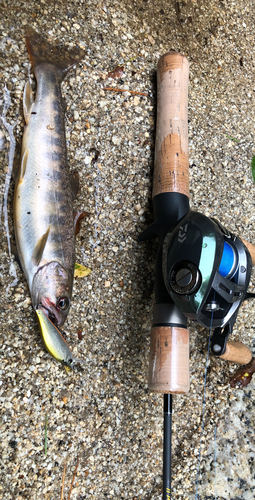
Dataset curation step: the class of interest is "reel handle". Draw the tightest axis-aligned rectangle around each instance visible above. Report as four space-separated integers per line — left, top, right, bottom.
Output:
148 52 190 394
241 238 255 265
152 51 189 199
219 340 252 365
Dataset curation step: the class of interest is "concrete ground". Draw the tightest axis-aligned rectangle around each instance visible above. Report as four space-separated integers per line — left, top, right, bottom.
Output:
0 0 255 499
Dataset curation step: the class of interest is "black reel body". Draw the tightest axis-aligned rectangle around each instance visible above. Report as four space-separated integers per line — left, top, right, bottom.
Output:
162 211 252 355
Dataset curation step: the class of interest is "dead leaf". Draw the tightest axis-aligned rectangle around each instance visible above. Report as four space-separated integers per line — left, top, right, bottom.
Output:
77 329 83 340
74 263 92 278
107 65 124 79
74 211 90 237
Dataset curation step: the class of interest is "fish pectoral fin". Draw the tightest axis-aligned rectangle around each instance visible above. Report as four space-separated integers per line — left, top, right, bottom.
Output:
23 81 34 124
20 148 29 181
31 226 51 266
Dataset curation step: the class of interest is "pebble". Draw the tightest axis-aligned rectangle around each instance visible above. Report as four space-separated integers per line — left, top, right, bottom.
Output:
112 135 122 145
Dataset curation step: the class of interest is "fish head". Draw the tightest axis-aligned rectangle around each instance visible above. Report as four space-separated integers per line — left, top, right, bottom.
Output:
32 261 73 327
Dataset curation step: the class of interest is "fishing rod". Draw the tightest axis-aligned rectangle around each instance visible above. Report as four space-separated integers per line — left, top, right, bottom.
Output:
139 51 255 498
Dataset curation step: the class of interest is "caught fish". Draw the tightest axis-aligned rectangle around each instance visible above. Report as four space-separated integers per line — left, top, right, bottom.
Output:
36 309 75 369
14 28 84 331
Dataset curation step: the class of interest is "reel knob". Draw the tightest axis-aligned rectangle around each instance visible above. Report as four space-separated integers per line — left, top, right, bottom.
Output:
169 261 201 295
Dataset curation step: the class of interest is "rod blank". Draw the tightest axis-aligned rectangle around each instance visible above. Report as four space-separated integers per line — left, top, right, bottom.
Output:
163 394 172 500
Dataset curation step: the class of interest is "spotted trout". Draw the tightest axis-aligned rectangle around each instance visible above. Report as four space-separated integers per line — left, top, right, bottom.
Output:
14 29 84 328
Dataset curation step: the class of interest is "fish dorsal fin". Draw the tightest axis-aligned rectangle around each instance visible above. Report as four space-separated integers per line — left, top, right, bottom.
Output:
20 148 29 181
32 226 51 266
23 81 34 124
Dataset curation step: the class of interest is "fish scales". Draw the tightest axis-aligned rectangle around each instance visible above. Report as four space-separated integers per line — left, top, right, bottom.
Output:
14 28 84 328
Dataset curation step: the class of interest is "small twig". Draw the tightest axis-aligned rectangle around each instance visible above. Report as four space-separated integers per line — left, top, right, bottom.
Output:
124 54 139 64
226 134 240 143
104 86 149 97
44 414 48 456
61 461 67 500
67 458 79 500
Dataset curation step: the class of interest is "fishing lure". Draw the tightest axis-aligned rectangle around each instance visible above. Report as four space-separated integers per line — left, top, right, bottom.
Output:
36 309 76 369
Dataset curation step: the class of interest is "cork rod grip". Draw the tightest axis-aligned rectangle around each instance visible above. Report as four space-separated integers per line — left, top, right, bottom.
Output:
152 52 189 199
219 340 252 365
148 326 190 394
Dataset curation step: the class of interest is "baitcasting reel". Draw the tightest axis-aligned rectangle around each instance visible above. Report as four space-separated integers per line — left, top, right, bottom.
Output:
162 211 253 357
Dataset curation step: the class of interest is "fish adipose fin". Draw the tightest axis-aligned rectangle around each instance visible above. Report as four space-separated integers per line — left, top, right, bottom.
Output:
25 26 85 82
23 81 34 124
32 226 51 266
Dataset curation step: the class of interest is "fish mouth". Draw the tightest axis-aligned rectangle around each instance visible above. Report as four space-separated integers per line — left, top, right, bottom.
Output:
38 297 63 327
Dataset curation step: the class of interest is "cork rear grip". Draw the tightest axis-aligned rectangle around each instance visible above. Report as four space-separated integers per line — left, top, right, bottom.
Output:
148 326 190 394
219 340 252 365
153 52 189 199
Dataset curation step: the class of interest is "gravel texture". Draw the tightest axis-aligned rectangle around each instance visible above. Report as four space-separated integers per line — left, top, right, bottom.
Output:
0 1 255 499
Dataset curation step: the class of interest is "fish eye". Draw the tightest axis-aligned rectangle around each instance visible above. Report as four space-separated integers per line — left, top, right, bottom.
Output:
57 297 70 311
63 358 73 368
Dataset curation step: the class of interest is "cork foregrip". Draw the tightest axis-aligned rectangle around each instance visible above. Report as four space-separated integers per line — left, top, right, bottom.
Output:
153 52 189 198
148 326 190 394
219 340 252 365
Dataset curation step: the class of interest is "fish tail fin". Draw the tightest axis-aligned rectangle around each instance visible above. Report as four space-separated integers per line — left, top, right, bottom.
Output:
25 26 85 81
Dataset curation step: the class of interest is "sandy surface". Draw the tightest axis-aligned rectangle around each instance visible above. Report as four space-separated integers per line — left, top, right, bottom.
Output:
0 1 255 499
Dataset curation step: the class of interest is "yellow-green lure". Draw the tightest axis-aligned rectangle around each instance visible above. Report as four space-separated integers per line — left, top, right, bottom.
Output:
36 309 75 370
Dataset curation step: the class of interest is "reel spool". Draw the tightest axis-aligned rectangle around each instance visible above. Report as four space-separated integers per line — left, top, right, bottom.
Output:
162 211 252 357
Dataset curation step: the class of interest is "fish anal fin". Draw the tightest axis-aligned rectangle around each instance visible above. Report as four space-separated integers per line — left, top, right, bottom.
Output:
32 226 51 266
23 81 34 124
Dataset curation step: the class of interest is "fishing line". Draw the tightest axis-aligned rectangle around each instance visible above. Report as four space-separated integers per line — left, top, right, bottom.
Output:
214 425 217 500
195 309 214 500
